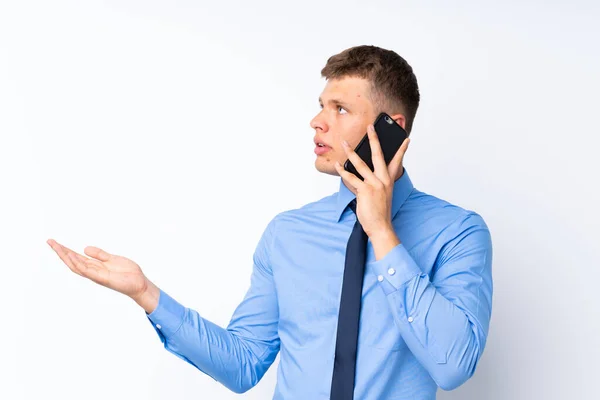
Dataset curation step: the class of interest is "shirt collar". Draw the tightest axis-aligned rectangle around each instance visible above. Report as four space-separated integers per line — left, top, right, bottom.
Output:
334 167 414 223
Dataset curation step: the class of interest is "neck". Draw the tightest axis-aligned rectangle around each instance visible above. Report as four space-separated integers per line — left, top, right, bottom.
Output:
339 167 404 195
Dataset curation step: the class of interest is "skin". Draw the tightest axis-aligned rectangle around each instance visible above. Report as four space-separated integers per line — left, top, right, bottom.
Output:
47 75 410 314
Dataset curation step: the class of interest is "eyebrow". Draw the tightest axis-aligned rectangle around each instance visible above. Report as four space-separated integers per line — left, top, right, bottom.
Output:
318 97 352 108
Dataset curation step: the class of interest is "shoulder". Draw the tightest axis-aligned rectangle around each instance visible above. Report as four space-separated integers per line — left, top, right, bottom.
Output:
406 188 490 232
271 192 337 225
405 189 493 273
405 189 492 257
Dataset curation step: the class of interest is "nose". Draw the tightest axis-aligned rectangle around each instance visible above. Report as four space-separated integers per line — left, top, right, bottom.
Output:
310 111 328 132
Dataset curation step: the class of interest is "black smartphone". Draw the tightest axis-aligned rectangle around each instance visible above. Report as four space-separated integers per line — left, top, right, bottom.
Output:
343 112 408 181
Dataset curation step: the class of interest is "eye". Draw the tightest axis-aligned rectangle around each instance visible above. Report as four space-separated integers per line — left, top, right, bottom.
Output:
337 105 347 114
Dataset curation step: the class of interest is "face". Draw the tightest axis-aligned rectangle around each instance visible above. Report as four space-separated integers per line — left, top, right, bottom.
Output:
310 77 376 176
310 76 402 177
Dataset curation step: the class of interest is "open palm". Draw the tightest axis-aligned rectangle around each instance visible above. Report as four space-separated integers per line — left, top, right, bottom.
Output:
47 238 148 299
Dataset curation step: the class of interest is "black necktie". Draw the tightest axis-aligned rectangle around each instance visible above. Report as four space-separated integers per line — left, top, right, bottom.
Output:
330 198 369 400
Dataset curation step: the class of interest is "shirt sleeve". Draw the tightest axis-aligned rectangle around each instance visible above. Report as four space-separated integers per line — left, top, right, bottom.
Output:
146 216 281 394
370 212 493 391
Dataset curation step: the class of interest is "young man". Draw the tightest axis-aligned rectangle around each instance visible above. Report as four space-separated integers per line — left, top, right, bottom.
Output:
48 45 493 399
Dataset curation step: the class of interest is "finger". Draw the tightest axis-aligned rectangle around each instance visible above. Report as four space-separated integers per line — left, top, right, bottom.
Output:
366 125 388 180
47 239 84 276
388 137 410 181
84 246 112 262
334 161 364 192
71 250 105 270
67 251 109 286
342 140 377 184
57 242 88 263
53 241 104 275
55 241 107 270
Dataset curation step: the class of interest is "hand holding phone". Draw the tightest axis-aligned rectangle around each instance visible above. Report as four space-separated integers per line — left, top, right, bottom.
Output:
343 112 408 181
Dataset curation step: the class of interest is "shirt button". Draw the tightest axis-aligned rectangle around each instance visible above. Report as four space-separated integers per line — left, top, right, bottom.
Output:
377 275 384 282
407 317 414 323
156 324 162 329
388 267 396 275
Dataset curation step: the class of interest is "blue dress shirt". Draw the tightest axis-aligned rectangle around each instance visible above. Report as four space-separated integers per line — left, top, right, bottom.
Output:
146 168 493 399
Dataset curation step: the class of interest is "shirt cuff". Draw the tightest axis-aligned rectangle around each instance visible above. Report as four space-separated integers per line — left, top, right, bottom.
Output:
146 288 186 342
370 243 423 295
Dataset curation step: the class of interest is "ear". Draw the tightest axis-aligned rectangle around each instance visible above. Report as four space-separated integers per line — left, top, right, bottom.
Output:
389 113 407 132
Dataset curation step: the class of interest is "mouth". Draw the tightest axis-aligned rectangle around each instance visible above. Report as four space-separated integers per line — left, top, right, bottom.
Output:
314 143 332 155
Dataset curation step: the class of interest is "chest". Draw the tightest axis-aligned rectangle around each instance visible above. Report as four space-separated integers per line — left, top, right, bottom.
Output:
270 222 420 351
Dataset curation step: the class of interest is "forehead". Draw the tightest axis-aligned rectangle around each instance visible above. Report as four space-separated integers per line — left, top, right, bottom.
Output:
320 76 372 104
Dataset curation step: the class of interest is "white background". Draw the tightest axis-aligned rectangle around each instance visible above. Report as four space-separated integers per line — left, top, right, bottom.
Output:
1 1 598 399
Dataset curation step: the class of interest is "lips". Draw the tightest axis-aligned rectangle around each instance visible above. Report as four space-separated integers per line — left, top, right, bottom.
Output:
313 136 331 148
313 136 332 155
314 144 331 155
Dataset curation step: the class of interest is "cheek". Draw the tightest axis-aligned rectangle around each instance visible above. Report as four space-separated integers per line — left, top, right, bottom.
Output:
325 150 343 164
342 121 367 148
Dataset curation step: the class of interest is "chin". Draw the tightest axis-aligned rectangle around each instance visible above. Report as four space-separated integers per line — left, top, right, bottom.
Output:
314 159 340 177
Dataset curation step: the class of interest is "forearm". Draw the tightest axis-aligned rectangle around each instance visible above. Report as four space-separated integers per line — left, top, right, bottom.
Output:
369 225 401 261
146 288 277 393
369 231 492 391
385 276 485 390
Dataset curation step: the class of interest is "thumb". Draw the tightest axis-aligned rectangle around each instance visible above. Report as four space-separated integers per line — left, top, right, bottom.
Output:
84 246 112 262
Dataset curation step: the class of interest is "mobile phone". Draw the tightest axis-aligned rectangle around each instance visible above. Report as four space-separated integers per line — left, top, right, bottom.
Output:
343 112 408 181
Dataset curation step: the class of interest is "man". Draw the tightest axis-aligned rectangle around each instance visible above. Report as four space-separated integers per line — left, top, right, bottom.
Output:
48 45 493 399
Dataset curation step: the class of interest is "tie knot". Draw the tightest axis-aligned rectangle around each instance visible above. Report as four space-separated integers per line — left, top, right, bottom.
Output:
348 199 357 215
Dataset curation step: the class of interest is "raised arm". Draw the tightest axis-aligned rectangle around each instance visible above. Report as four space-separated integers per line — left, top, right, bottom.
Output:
369 213 493 390
47 216 281 394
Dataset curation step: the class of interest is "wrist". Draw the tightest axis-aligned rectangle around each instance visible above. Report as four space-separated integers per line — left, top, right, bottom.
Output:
369 226 401 261
132 279 160 315
368 223 396 241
